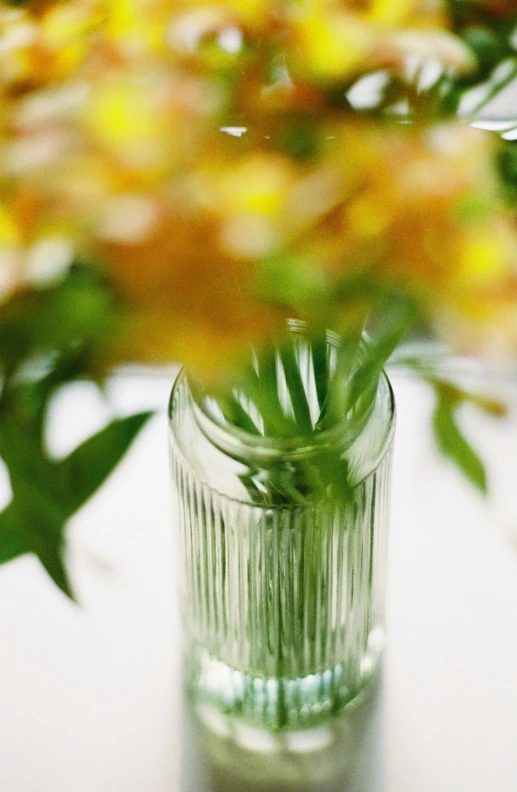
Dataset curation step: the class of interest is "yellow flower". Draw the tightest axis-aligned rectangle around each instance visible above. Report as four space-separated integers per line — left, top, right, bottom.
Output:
105 0 167 58
0 205 19 247
210 153 294 219
284 0 471 85
0 202 21 302
286 5 382 83
83 74 179 177
40 1 99 79
0 0 515 376
0 8 39 86
174 0 273 30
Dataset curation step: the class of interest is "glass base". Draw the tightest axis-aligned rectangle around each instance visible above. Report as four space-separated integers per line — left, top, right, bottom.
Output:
186 674 381 792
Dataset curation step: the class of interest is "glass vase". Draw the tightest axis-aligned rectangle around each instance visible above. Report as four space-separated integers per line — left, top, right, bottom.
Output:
169 324 395 785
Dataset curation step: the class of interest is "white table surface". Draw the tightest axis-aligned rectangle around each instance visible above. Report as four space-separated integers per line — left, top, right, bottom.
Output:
0 368 516 792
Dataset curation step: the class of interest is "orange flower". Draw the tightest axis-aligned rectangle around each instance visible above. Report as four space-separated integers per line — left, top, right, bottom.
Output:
94 201 280 382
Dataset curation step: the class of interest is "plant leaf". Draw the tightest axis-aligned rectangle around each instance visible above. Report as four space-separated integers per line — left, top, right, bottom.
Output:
5 476 74 598
433 392 487 495
56 411 154 515
280 345 312 433
311 339 328 412
346 302 414 412
219 394 261 435
0 420 74 596
0 410 153 598
0 505 28 564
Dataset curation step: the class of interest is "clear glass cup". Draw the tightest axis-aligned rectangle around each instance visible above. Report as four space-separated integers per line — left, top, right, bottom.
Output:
169 324 395 775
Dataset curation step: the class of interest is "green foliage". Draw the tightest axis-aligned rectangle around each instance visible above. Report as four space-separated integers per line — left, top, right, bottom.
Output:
277 117 320 160
462 26 510 72
432 385 487 494
447 1 517 41
0 265 113 386
389 348 506 495
315 294 415 433
55 413 154 516
257 253 331 318
279 345 313 433
0 266 153 597
444 1 517 113
199 306 412 509
0 375 152 598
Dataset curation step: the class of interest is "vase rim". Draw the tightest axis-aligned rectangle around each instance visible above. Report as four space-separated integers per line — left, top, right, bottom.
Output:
169 362 395 470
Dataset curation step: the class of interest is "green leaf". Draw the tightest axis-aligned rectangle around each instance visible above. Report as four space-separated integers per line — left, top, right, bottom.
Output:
16 525 72 598
347 303 414 410
252 350 294 436
0 264 114 389
311 339 328 412
0 505 28 565
257 253 330 316
0 420 73 595
463 26 509 71
316 333 362 430
6 477 74 598
218 393 261 435
56 411 154 515
0 264 149 598
280 345 312 433
0 409 153 598
433 392 487 495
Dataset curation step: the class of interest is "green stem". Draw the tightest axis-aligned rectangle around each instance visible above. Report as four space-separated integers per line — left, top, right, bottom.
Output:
465 58 517 121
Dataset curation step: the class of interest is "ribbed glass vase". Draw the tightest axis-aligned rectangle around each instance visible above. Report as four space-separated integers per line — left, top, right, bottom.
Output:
169 325 395 762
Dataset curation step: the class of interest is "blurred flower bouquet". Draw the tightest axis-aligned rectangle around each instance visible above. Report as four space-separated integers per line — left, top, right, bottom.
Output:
1 0 517 617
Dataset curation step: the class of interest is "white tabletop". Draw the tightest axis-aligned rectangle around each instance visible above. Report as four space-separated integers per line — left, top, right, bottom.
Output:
0 368 516 792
